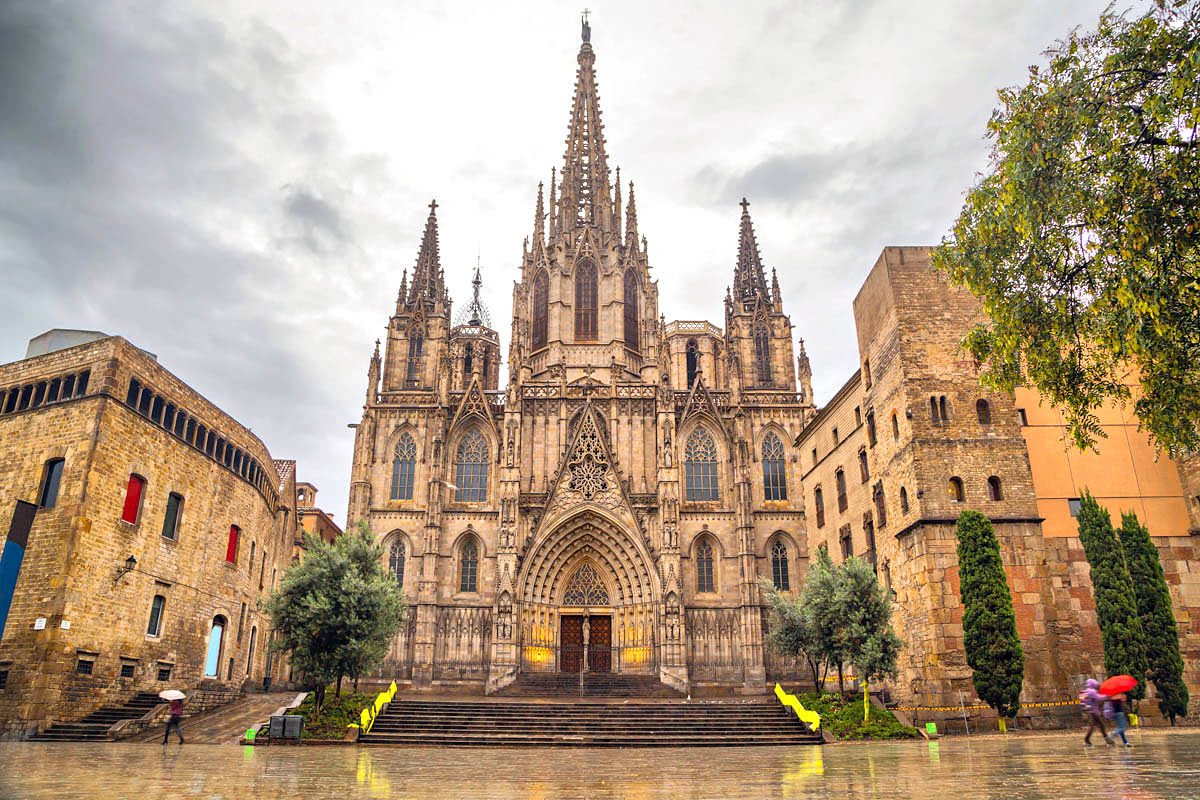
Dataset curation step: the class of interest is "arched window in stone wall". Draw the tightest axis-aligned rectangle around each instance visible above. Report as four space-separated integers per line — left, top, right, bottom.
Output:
948 476 965 502
405 331 424 388
754 317 772 385
684 428 719 502
459 538 479 593
623 269 639 350
532 269 548 351
463 344 474 376
762 432 787 501
814 487 825 528
988 475 1003 501
574 260 598 341
976 399 992 425
695 540 715 593
686 339 699 387
391 433 416 501
389 538 406 588
454 431 489 503
771 539 790 591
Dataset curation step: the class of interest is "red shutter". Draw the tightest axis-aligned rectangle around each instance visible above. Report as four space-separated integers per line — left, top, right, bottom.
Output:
121 475 144 524
226 526 239 564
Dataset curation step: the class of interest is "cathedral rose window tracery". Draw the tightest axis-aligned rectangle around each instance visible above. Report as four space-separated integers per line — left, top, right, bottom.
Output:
563 563 609 605
566 414 610 500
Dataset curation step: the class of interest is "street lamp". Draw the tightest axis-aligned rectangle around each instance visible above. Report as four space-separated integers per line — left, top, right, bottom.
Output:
114 555 137 583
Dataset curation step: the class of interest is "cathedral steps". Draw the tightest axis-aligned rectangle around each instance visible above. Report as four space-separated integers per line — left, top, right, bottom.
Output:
495 673 685 698
29 692 163 741
359 699 821 747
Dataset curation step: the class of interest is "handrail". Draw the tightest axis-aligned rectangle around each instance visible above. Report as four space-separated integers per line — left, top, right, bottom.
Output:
347 681 398 734
774 682 821 731
108 702 168 740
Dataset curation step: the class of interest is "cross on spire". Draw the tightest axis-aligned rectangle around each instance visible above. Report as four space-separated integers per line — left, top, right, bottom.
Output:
732 197 771 305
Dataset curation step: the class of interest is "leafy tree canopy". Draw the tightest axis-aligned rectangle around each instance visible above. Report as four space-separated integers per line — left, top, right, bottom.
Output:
934 1 1200 453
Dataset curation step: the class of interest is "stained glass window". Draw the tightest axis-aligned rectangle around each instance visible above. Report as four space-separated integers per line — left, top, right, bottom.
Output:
771 540 790 591
684 428 719 502
391 433 416 500
454 431 489 503
563 564 609 605
459 539 478 592
754 318 772 385
575 260 597 341
696 541 715 593
762 432 787 501
623 269 639 350
532 270 548 350
405 331 424 387
389 538 405 588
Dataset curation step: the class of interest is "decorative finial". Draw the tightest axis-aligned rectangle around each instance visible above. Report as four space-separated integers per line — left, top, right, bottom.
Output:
740 197 750 213
581 9 591 42
429 198 438 214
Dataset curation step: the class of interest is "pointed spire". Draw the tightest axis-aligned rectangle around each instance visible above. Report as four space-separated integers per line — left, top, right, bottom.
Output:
612 168 622 243
456 258 492 328
548 168 558 239
366 339 381 404
396 269 408 314
797 337 813 404
557 16 613 234
733 198 771 305
771 267 783 311
624 181 639 250
533 181 545 246
408 199 445 304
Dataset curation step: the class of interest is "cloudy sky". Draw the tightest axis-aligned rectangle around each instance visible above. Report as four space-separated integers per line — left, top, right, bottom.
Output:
1 0 1123 525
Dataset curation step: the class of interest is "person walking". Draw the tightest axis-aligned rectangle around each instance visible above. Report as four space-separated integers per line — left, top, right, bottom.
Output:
1079 678 1108 745
1106 692 1131 747
162 697 184 745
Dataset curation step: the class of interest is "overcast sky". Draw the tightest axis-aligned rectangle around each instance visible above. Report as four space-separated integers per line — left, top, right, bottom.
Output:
1 0 1124 526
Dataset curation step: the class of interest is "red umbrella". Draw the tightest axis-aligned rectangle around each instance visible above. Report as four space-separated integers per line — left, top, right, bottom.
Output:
1099 675 1138 696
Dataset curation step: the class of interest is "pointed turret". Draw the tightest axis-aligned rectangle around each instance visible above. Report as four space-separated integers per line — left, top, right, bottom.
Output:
533 181 545 247
771 267 783 312
612 168 622 242
366 339 381 404
625 181 639 251
407 199 446 304
456 261 492 328
396 269 408 315
556 14 614 233
797 338 813 405
548 168 558 239
733 198 771 305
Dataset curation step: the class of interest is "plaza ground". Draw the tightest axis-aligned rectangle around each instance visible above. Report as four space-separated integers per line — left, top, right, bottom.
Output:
1 730 1198 798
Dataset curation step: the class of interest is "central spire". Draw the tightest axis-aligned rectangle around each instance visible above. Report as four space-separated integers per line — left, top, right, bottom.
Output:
732 198 771 305
555 14 614 234
407 199 447 305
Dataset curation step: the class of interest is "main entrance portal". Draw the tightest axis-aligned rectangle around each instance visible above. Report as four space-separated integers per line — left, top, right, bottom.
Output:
560 614 611 673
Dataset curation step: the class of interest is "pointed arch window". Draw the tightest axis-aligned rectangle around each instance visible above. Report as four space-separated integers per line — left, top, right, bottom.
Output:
574 260 598 341
459 538 479 593
696 540 715 593
454 431 489 503
391 433 416 501
684 428 719 502
771 540 790 591
623 269 639 350
463 344 473 377
762 432 787 501
686 339 699 387
388 538 406 589
948 477 965 502
754 318 772 385
531 270 549 351
405 331 424 388
563 563 609 605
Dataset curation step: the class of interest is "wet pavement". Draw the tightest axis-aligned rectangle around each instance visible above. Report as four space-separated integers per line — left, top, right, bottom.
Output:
1 729 1198 799
126 692 302 744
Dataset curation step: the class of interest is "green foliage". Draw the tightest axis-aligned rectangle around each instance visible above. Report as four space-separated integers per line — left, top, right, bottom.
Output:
266 521 407 719
798 692 919 740
955 510 1025 718
835 557 902 691
293 691 375 739
801 545 848 683
1118 512 1189 721
933 1 1200 454
1075 493 1149 700
758 578 822 687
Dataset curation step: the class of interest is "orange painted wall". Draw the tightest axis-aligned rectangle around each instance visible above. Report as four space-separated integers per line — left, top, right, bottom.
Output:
1014 387 1190 538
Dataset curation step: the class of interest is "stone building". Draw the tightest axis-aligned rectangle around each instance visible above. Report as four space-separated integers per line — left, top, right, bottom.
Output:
348 23 815 693
0 332 298 738
797 248 1200 721
296 481 344 559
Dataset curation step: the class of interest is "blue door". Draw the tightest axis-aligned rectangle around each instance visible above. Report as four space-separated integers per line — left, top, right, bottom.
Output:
204 620 224 677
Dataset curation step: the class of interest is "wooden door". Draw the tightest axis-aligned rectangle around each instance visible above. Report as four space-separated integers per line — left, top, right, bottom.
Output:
561 615 583 673
588 615 612 673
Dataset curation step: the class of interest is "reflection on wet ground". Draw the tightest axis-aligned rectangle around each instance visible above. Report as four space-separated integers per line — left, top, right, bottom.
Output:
1 730 1198 799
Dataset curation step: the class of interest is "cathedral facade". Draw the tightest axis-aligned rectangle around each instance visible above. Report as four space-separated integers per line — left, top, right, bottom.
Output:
347 24 815 694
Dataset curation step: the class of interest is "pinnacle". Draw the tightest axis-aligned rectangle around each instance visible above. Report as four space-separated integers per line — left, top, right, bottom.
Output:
733 198 771 305
407 200 446 305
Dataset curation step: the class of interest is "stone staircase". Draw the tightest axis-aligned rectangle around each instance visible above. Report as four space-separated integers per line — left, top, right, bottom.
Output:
359 697 822 747
496 673 685 698
30 692 162 742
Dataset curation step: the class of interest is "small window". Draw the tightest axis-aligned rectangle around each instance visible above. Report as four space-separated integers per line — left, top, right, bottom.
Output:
76 658 94 676
839 525 852 560
939 396 950 422
899 486 909 513
988 476 1003 501
121 474 145 524
948 477 965 503
157 667 172 682
1017 408 1028 426
836 469 848 512
249 541 256 574
126 378 141 406
858 450 870 483
696 540 715 593
976 399 992 425
161 493 183 540
225 525 240 564
814 487 825 528
459 539 479 593
874 483 887 527
147 594 166 637
832 427 839 445
237 602 246 642
862 358 872 388
1068 498 1082 517
686 339 699 387
854 407 862 426
1 669 10 689
891 411 899 441
866 411 876 447
38 458 64 509
930 396 940 424
811 447 818 465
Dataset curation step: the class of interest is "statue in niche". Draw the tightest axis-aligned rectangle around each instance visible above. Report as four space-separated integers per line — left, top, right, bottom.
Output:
661 420 673 467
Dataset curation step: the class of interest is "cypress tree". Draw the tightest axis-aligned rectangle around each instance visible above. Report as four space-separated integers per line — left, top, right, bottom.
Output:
955 510 1024 719
1118 512 1188 722
1075 492 1148 700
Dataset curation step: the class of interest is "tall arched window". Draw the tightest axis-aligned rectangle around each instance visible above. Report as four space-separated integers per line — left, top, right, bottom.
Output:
531 270 549 350
574 260 598 341
38 458 64 509
204 616 226 677
623 268 639 350
459 538 479 592
948 477 965 502
754 318 772 385
874 483 887 527
814 487 825 528
454 431 489 503
939 396 950 422
684 428 719 502
900 486 909 513
762 432 787 501
463 344 473 376
686 339 699 387
930 396 940 423
835 468 848 512
891 411 899 441
695 540 715 593
405 331 424 387
771 540 790 591
391 433 416 500
389 538 406 588
976 399 992 425
988 476 1003 501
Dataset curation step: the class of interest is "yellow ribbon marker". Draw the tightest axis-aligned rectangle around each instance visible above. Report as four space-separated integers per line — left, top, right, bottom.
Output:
774 682 821 731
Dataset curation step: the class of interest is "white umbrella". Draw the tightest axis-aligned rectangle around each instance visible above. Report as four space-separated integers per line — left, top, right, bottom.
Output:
158 690 186 701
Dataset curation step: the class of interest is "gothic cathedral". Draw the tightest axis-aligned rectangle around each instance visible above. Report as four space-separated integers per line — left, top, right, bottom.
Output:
347 21 815 693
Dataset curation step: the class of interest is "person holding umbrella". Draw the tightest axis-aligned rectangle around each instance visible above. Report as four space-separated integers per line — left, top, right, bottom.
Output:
1099 675 1137 748
159 689 186 745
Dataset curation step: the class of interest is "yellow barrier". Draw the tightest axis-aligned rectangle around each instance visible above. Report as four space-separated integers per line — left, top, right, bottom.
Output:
774 683 821 732
348 681 398 734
